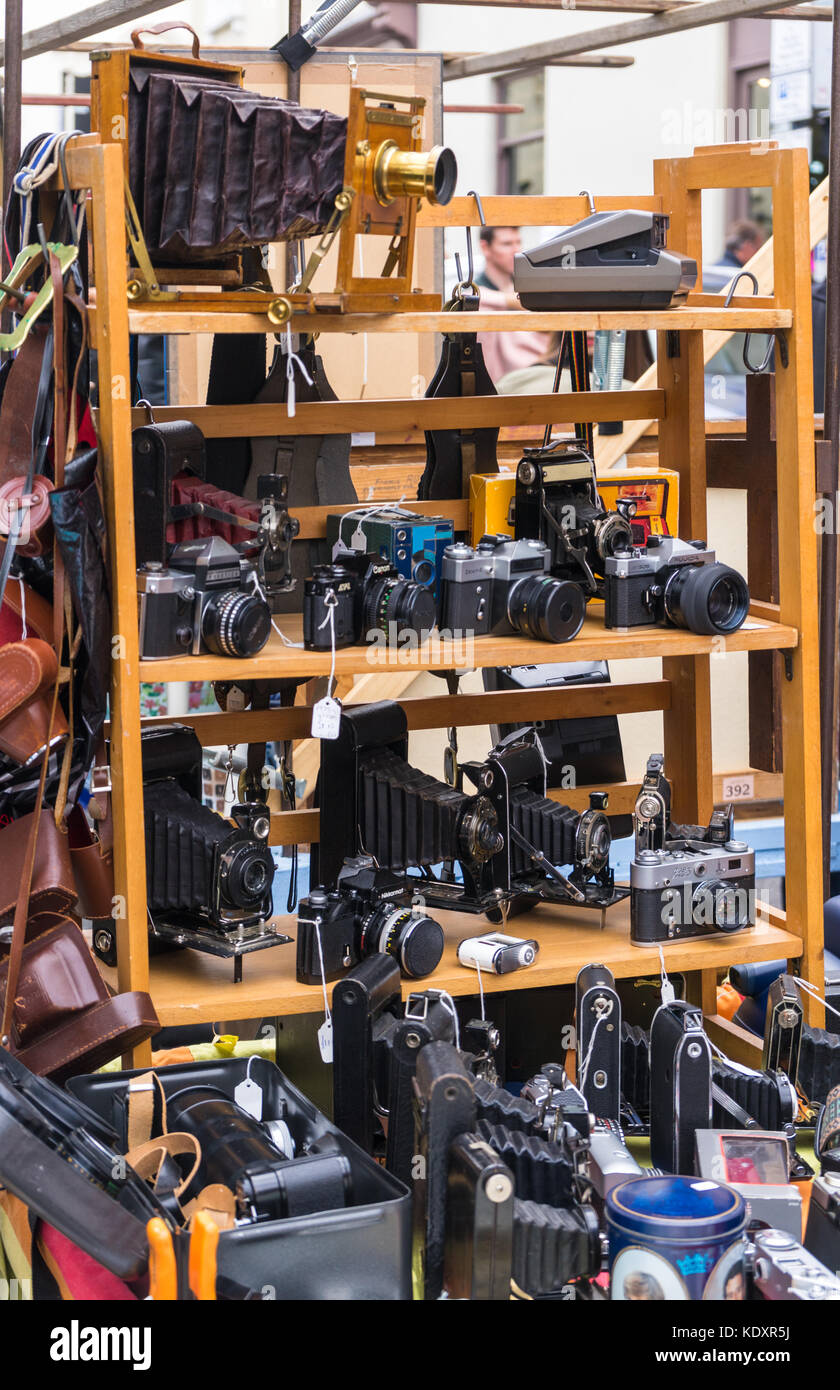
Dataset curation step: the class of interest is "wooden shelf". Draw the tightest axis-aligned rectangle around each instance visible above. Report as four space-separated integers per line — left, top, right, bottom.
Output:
115 304 794 338
98 898 802 1028
138 612 798 683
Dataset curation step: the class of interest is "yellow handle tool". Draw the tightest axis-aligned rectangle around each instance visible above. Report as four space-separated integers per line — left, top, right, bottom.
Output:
146 1218 177 1301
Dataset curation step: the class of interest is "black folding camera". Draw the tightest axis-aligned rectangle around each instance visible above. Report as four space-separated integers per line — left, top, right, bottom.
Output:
133 419 299 613
438 534 585 644
138 535 273 660
303 552 437 650
603 534 750 635
513 440 634 596
649 1000 713 1174
315 701 626 920
93 724 289 978
296 857 444 985
630 753 755 945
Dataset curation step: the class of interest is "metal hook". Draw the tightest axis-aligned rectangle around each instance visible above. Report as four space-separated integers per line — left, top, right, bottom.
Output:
467 189 486 227
724 269 775 374
579 189 596 217
136 397 156 424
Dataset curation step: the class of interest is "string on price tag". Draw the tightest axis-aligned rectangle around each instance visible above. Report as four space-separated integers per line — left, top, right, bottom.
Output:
311 587 342 739
284 321 313 418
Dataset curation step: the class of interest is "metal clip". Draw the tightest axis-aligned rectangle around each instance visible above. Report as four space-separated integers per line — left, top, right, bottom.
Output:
294 188 354 295
124 180 177 303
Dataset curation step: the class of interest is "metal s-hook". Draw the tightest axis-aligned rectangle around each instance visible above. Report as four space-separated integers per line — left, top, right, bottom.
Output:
454 190 486 299
468 189 486 227
579 189 596 217
724 269 776 374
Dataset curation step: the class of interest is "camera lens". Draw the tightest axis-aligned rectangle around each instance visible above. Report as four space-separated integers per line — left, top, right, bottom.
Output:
507 575 586 644
218 836 275 910
362 575 437 642
664 562 749 635
202 589 272 657
691 881 750 931
576 808 612 873
360 904 444 978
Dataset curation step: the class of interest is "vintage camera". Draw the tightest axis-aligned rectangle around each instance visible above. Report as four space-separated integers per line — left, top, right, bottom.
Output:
805 1173 840 1269
514 440 634 596
327 507 454 601
303 551 437 650
93 725 287 977
296 856 444 985
315 701 626 919
138 535 272 660
649 1001 712 1174
576 964 622 1124
752 1228 840 1301
457 932 538 975
603 534 750 635
630 753 755 945
439 534 586 644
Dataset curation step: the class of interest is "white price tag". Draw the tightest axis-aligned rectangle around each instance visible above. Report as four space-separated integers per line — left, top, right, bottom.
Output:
722 774 754 802
318 1017 334 1064
350 525 368 551
234 1077 263 1120
311 696 342 740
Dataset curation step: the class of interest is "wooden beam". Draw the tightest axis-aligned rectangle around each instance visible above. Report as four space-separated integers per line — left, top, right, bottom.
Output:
443 0 812 81
434 0 828 13
127 390 665 439
0 0 184 67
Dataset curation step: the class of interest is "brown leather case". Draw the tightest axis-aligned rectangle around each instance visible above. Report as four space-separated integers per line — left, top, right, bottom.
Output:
0 918 159 1083
66 803 114 920
0 640 68 764
0 811 77 932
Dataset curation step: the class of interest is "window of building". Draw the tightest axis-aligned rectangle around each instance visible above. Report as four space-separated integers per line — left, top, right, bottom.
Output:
495 71 545 195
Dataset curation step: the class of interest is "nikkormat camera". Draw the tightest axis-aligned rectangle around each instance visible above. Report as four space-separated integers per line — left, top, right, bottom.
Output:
315 701 625 919
603 534 750 635
296 857 444 985
439 535 586 644
514 440 634 596
93 725 289 979
630 754 755 945
138 535 272 660
303 552 437 650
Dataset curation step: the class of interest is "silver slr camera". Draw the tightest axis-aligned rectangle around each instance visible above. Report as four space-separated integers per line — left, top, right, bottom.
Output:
439 534 585 644
138 535 272 660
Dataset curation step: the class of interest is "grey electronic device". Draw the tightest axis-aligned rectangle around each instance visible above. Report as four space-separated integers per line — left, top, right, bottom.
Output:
513 210 697 311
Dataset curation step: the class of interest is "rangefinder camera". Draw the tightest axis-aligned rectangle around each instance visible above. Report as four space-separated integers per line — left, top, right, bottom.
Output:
137 535 273 660
439 534 586 644
603 534 750 635
457 931 538 975
631 839 755 945
752 1229 840 1301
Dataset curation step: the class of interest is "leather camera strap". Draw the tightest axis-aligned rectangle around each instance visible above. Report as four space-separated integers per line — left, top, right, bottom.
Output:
0 672 61 1042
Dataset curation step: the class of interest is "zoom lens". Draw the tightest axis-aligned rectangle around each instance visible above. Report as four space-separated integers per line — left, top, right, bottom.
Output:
359 903 444 978
218 834 275 909
664 562 749 635
362 574 437 642
507 575 586 644
202 589 272 657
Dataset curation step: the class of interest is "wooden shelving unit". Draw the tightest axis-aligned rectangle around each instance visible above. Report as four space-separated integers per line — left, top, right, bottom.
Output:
57 130 824 1068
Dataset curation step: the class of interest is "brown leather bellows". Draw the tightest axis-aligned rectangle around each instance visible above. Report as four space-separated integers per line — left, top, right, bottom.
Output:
128 68 347 260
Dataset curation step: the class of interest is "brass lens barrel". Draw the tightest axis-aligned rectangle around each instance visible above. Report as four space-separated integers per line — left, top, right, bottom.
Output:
371 141 457 207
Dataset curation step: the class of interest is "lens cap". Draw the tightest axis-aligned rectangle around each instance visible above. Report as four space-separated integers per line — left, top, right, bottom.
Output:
400 915 445 978
539 579 586 644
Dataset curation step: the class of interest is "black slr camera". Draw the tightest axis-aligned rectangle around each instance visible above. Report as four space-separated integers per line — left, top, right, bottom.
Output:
603 534 750 635
138 535 272 660
303 551 437 650
93 725 288 976
514 439 635 596
296 857 444 985
439 534 585 644
629 753 755 946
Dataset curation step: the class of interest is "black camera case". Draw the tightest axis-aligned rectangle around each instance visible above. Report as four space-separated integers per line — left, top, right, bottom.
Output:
68 1055 411 1300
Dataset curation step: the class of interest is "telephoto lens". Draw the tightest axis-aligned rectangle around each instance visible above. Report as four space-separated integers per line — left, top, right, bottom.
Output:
358 902 444 979
201 588 272 657
362 573 437 642
664 561 749 636
507 574 586 644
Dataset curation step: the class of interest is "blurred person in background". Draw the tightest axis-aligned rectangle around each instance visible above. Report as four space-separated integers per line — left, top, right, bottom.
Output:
475 225 553 383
